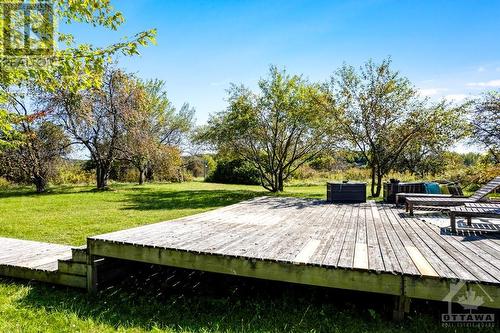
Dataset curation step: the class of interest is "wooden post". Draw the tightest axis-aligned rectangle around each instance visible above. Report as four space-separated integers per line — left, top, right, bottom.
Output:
450 212 457 234
393 295 411 321
86 255 102 293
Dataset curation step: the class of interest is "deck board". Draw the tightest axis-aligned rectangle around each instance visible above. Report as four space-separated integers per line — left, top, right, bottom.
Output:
0 237 72 271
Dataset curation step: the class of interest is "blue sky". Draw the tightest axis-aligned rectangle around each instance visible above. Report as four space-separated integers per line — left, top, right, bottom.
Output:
64 0 500 129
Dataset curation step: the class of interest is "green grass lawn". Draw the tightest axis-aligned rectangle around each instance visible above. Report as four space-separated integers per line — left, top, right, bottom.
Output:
0 275 467 333
0 181 493 332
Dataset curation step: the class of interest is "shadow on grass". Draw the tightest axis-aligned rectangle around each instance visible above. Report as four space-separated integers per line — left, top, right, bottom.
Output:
5 264 453 332
0 185 98 199
121 189 267 211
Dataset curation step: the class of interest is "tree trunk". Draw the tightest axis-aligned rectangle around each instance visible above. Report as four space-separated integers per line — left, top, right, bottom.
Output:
96 164 109 190
33 175 47 193
277 171 284 192
145 162 154 182
490 149 500 164
370 166 376 197
374 172 383 197
138 167 145 185
265 173 279 193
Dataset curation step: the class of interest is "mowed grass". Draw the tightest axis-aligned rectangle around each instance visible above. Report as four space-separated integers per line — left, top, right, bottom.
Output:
0 181 327 245
0 275 468 333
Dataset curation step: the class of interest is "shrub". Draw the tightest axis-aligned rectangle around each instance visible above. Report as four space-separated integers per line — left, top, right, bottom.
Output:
206 159 260 185
0 177 11 189
52 162 94 185
152 146 184 182
443 163 500 191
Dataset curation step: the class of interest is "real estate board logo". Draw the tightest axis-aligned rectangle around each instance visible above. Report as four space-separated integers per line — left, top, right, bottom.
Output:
1 1 54 67
442 280 496 328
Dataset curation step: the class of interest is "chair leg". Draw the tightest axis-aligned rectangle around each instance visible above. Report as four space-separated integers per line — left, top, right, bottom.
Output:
467 216 472 226
450 213 457 233
409 203 414 216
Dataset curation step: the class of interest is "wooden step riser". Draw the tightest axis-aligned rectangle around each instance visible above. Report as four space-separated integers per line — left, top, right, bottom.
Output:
0 265 87 289
71 247 89 264
58 260 87 276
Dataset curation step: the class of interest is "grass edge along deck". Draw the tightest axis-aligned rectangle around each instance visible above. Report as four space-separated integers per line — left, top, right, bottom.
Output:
86 197 500 310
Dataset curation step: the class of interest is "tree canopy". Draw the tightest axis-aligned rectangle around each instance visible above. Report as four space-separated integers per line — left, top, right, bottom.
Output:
470 91 500 163
0 0 156 148
326 58 468 196
118 79 194 184
200 66 335 192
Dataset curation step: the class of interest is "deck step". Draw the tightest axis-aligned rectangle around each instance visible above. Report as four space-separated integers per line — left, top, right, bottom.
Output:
58 259 87 276
71 246 89 263
0 264 87 289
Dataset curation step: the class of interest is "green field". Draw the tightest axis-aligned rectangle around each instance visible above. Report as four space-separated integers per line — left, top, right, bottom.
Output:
0 182 491 332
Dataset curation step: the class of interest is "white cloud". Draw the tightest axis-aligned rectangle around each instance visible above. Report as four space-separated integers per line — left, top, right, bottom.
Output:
496 67 500 72
467 79 500 87
444 94 469 102
418 88 440 97
477 66 486 72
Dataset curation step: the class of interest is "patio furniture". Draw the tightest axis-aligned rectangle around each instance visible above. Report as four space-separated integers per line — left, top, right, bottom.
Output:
327 182 366 203
449 202 500 233
384 180 464 204
384 181 425 203
395 193 454 208
405 176 500 216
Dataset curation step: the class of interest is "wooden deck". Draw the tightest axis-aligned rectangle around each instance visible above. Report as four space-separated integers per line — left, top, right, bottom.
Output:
0 237 87 288
87 196 500 309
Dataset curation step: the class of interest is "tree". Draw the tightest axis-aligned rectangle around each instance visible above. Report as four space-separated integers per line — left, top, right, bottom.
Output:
48 68 139 189
0 86 70 192
470 91 500 163
0 1 156 148
4 122 70 192
200 66 334 192
394 101 469 177
393 142 447 177
119 79 194 184
327 58 467 196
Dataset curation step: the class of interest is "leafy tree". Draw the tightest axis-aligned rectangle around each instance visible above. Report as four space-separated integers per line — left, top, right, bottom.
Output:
119 79 194 184
47 68 139 189
327 58 467 196
393 142 447 177
470 91 500 163
149 145 184 182
394 101 469 177
0 85 71 192
0 1 156 148
200 66 334 192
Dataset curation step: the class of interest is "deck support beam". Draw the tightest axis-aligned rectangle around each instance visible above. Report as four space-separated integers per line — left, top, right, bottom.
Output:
87 240 402 296
393 295 411 321
86 255 99 293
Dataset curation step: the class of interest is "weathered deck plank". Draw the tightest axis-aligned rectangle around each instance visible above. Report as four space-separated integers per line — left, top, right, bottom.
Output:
0 237 72 271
